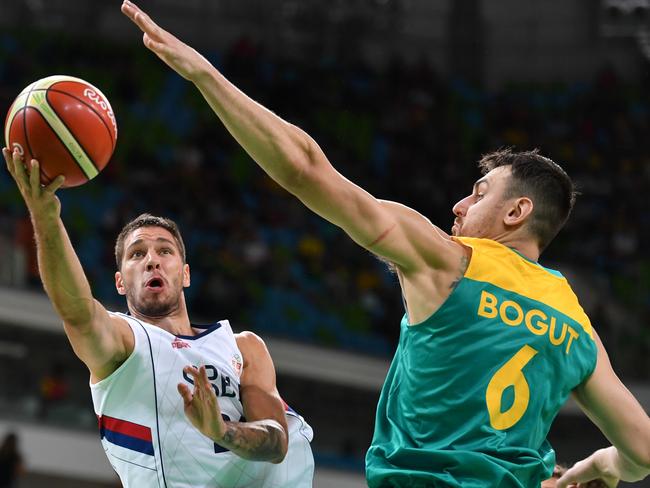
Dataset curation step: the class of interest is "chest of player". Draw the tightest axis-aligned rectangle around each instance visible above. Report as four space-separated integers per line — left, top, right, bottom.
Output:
150 331 245 423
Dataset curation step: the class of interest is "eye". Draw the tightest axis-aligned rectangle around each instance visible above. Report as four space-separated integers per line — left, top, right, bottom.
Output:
131 250 144 258
160 248 173 255
475 193 485 201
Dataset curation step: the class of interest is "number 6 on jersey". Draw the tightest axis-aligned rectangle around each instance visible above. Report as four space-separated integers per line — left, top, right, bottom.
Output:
485 345 538 430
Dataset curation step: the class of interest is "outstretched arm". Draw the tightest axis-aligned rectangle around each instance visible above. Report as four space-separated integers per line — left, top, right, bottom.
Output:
556 333 650 487
120 1 463 274
3 148 132 381
177 332 288 463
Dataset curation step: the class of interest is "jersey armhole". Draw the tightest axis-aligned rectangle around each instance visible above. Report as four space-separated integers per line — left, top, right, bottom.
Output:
89 314 140 389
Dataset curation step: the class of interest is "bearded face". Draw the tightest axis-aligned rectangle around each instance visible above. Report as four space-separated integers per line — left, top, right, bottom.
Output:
115 226 190 319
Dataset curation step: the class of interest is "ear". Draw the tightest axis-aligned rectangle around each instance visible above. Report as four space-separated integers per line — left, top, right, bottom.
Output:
183 263 191 288
504 197 534 227
115 271 126 296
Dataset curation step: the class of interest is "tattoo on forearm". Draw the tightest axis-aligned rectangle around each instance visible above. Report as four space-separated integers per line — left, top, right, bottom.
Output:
219 420 286 462
449 254 469 290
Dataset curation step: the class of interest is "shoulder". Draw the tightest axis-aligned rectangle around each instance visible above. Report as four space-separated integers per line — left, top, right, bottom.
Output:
235 331 271 358
234 331 277 382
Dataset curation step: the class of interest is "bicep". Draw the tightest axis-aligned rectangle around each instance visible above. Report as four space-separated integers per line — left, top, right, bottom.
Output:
237 333 287 430
294 152 460 270
63 300 133 380
573 333 650 466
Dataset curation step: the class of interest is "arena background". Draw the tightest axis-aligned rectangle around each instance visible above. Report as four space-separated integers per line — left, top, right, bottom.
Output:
0 0 649 486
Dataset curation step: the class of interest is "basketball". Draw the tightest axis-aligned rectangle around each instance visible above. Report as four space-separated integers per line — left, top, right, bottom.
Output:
4 75 117 188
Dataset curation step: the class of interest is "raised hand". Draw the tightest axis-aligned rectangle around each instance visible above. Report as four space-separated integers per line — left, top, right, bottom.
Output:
121 0 211 82
177 365 228 442
3 147 65 218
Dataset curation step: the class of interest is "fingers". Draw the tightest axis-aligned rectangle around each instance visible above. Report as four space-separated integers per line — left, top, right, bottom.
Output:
44 175 65 194
121 1 163 42
29 159 40 195
183 365 213 396
11 148 28 183
143 34 165 52
177 382 193 405
2 147 12 173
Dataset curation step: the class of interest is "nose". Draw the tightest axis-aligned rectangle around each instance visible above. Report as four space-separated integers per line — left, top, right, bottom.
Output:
145 253 161 271
452 195 471 218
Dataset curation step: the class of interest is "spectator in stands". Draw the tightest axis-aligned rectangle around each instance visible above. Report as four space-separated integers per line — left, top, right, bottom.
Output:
0 432 24 488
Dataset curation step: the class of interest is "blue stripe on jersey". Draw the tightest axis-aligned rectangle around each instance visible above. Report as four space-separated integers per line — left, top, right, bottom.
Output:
101 429 155 456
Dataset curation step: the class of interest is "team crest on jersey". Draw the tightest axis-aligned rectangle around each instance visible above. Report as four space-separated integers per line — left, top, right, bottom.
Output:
231 353 243 376
172 337 191 349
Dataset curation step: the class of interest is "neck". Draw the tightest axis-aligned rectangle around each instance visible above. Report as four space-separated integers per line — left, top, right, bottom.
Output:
492 232 540 262
128 296 193 336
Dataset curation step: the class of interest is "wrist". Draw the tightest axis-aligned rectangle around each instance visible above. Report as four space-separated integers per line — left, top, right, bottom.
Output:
31 210 60 236
211 417 230 443
187 54 217 85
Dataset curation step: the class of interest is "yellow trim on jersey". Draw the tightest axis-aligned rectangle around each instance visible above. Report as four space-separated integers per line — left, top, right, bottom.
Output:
27 77 99 179
455 236 593 338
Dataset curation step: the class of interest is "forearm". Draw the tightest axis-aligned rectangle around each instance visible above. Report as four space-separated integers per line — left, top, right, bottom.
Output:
215 419 287 463
32 215 95 327
192 65 315 191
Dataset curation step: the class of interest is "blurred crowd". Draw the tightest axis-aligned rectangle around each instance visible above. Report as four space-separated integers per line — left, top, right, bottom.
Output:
0 30 649 376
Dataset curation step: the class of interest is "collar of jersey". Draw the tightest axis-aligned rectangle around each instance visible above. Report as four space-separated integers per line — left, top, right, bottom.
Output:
175 322 223 340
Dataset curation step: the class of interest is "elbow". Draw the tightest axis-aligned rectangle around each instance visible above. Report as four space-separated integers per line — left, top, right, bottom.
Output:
270 441 288 464
278 128 322 193
269 427 289 464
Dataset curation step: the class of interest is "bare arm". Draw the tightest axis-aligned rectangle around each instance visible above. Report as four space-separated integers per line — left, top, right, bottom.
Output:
3 148 132 381
121 1 463 273
557 332 650 486
177 332 288 463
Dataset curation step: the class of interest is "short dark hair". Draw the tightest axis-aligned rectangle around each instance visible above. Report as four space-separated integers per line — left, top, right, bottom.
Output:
114 214 186 269
478 148 576 250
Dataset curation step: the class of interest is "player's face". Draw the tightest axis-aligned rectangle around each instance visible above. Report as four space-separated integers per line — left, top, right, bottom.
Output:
451 166 513 239
115 226 190 317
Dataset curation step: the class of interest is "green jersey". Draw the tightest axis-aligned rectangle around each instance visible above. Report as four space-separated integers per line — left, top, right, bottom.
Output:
366 237 597 487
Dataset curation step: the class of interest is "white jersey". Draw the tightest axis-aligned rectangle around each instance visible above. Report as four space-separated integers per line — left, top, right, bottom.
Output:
90 313 314 488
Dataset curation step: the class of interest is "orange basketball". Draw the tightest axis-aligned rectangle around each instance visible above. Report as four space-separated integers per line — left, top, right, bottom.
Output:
4 75 117 188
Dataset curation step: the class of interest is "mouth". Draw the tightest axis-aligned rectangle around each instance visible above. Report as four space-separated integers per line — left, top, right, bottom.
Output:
144 277 166 293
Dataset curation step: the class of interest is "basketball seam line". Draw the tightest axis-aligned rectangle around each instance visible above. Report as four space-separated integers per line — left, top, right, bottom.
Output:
27 106 97 181
46 86 116 150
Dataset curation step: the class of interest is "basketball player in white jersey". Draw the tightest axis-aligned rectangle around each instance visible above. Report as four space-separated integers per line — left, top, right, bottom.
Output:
2 148 314 487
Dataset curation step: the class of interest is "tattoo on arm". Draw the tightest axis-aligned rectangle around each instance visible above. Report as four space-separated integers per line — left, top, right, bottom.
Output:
449 254 469 290
218 419 286 462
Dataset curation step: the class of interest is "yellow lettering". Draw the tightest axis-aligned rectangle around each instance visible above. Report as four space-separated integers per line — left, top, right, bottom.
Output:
525 309 548 336
477 291 583 356
549 318 568 346
500 300 524 326
478 291 498 319
565 327 579 354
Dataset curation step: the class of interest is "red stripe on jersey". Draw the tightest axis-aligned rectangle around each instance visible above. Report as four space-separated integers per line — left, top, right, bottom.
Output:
98 415 152 442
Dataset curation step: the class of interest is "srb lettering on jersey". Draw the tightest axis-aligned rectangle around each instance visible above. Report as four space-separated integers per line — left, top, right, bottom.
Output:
477 290 580 354
183 364 239 399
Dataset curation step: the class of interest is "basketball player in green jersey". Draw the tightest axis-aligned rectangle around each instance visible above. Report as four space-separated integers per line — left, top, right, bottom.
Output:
122 2 650 486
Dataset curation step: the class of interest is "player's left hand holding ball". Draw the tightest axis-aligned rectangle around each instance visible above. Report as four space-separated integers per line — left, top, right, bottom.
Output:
3 147 65 218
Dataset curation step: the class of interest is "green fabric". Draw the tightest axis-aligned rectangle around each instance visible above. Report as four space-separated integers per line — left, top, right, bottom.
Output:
366 273 597 487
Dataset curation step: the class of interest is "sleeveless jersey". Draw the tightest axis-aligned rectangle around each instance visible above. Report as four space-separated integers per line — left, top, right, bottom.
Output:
90 313 314 488
366 237 598 488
